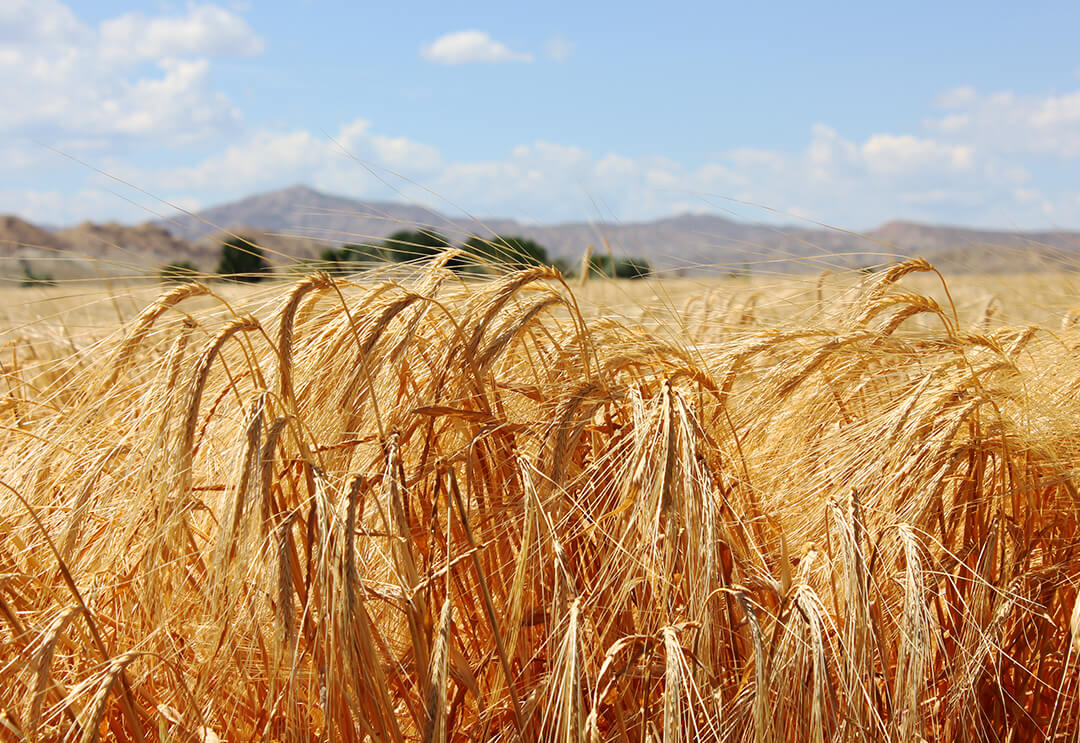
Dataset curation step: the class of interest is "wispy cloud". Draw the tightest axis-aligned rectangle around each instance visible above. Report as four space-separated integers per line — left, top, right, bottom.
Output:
116 112 1022 228
40 94 1080 228
421 30 533 65
934 86 977 108
545 36 574 62
927 86 1080 158
99 4 264 62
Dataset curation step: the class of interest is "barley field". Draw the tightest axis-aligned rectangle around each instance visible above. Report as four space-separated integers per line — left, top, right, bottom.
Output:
3 258 1080 741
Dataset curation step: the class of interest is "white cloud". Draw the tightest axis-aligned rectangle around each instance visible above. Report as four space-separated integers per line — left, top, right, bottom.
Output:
804 124 858 184
545 36 574 62
927 87 1080 158
140 118 442 198
935 86 977 108
22 111 1080 230
899 189 956 204
89 115 1053 229
103 58 241 141
861 134 974 174
0 142 53 172
1014 188 1040 203
0 1 260 146
338 119 443 172
167 196 203 214
937 113 970 132
0 0 87 44
99 4 264 63
0 187 131 225
153 129 324 191
11 43 1080 233
421 30 533 65
1030 90 1080 129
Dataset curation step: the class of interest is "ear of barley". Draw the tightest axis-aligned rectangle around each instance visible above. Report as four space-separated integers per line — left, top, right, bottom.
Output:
5 262 1080 741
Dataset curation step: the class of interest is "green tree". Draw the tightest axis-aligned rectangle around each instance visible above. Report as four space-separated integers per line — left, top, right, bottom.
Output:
340 243 385 264
315 243 386 275
613 256 652 279
159 260 199 283
584 254 652 279
381 229 450 263
215 236 270 282
463 235 549 272
19 261 55 287
586 254 615 278
317 247 348 275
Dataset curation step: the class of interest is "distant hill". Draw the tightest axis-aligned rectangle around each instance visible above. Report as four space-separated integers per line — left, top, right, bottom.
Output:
160 184 458 246
156 185 1080 274
4 184 1080 281
0 215 94 281
0 215 69 258
155 185 816 270
57 221 216 274
0 216 218 281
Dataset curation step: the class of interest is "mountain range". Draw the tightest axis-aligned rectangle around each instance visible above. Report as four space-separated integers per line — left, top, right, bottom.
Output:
3 184 1080 280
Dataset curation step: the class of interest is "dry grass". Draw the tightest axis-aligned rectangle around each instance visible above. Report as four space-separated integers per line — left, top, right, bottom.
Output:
2 260 1080 741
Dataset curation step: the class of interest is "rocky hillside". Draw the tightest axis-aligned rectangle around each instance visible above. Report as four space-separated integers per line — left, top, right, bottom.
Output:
57 221 217 274
0 216 93 281
0 217 219 282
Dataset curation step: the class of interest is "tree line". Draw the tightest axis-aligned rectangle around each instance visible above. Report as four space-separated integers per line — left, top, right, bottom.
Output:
160 230 652 282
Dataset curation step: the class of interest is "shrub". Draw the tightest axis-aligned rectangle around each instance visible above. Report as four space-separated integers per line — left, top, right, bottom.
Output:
582 254 652 279
317 247 349 275
339 243 385 264
19 261 56 287
613 256 652 279
381 229 451 262
463 235 549 271
159 260 200 283
317 243 389 275
585 254 615 278
215 235 270 282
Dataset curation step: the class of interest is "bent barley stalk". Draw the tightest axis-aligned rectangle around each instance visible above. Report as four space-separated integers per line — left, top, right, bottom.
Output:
2 259 1080 741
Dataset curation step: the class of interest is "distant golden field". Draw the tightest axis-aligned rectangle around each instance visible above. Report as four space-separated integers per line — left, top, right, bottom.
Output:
5 267 1080 332
3 262 1080 741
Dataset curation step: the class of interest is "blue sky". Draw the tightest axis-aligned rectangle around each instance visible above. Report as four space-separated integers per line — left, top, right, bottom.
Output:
4 0 1080 230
